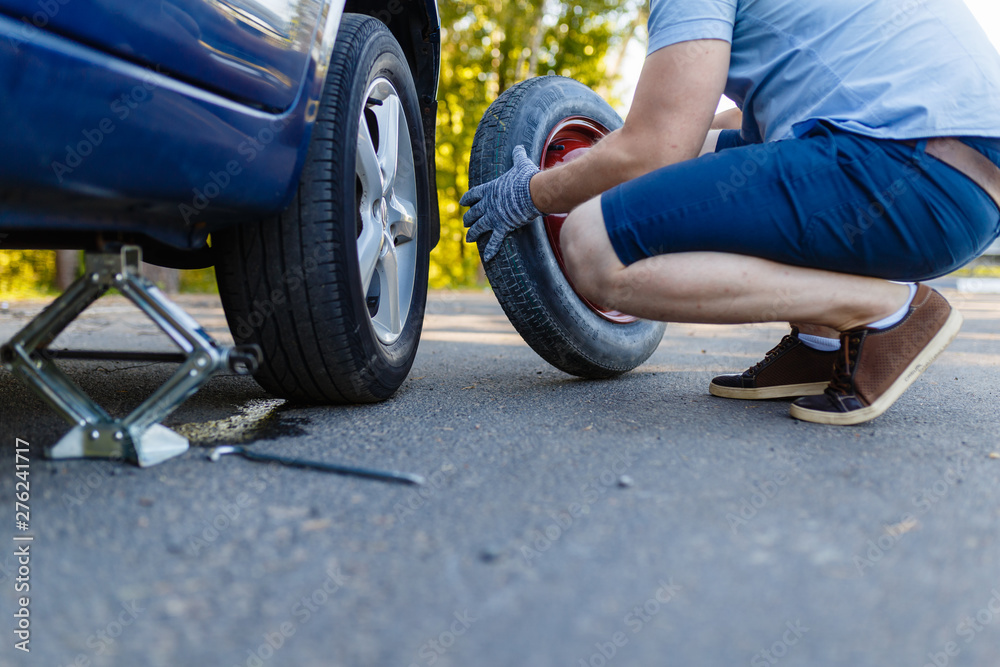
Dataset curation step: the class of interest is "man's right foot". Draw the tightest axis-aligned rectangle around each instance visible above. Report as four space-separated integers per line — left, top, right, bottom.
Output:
709 328 837 400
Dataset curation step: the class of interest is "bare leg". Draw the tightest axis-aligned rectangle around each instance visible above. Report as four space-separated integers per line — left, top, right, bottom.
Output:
699 113 839 338
560 198 910 332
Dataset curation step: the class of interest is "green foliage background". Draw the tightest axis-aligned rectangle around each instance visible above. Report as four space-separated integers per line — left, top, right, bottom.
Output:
0 250 57 300
0 2 645 297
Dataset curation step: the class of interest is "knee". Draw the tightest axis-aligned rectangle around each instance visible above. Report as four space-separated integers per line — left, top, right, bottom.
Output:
560 199 619 303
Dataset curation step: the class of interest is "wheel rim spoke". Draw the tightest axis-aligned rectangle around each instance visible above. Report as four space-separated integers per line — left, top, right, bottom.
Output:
356 113 384 291
375 95 402 194
387 193 417 243
356 223 382 291
356 119 383 198
376 231 402 337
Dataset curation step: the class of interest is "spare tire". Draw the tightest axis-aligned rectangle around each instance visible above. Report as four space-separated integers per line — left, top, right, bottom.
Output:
468 76 666 378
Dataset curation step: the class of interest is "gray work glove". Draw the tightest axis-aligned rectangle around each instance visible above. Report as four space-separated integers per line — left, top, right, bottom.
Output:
461 145 543 263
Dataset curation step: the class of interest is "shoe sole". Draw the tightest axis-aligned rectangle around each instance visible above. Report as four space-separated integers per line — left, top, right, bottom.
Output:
709 381 829 400
789 308 964 426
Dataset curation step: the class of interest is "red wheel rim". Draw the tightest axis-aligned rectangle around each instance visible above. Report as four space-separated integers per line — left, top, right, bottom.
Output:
541 117 638 324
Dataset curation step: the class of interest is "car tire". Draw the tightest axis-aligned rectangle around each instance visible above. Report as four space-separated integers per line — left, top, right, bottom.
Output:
468 76 666 378
214 14 430 404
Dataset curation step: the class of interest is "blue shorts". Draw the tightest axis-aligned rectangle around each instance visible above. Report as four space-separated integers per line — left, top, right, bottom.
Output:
601 123 1000 281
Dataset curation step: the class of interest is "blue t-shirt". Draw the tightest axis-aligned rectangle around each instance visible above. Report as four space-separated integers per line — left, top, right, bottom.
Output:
647 0 1000 144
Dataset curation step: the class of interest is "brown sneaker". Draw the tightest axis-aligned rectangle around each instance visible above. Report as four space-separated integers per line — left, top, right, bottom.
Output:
790 285 962 425
709 328 837 400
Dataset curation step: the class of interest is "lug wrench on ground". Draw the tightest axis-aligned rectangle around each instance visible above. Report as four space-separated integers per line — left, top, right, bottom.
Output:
208 445 425 486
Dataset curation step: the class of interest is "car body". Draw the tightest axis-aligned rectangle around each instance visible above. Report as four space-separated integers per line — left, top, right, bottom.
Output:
0 0 440 266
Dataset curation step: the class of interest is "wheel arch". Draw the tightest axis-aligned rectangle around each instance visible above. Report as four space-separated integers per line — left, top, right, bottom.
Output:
343 1 441 103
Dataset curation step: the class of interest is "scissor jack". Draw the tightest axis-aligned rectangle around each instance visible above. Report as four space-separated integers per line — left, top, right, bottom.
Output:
0 246 261 467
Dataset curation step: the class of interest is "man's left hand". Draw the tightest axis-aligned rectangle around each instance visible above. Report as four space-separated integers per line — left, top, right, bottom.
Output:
461 145 542 263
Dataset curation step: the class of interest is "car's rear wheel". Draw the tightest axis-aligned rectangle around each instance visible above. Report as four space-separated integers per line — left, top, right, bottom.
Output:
214 14 430 403
468 76 666 378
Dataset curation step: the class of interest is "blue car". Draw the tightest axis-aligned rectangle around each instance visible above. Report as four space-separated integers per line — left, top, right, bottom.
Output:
0 0 441 404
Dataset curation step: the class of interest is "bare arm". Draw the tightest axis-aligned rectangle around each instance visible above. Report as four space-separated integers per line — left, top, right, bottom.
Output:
529 39 731 214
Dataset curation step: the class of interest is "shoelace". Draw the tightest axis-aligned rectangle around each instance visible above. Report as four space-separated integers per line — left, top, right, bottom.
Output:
747 333 798 375
826 333 862 397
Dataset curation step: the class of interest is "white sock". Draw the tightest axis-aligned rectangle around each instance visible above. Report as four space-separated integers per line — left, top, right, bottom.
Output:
798 333 841 352
866 283 918 330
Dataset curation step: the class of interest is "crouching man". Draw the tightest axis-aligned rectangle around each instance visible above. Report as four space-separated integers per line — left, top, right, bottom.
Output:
462 0 1000 424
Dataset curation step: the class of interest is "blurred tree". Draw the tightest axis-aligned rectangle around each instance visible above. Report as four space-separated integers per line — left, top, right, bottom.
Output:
0 250 56 300
430 0 647 288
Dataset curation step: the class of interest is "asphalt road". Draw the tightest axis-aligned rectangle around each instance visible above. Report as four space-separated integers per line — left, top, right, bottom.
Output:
1 286 999 667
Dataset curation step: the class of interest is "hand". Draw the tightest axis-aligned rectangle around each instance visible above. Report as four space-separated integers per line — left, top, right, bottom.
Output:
461 145 542 263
